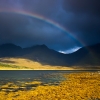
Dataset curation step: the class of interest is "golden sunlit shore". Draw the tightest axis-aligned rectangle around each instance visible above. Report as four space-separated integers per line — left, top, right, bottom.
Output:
0 58 76 70
0 58 100 70
0 72 100 100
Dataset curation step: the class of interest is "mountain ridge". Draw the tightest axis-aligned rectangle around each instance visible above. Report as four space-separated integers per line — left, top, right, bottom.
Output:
0 43 100 69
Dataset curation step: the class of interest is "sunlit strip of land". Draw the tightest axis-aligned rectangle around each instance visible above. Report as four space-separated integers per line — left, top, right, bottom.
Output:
0 72 100 100
0 58 74 70
0 57 100 70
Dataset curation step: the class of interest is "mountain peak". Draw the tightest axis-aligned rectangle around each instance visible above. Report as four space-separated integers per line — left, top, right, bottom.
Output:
39 44 48 48
0 43 21 48
32 44 48 50
1 43 16 46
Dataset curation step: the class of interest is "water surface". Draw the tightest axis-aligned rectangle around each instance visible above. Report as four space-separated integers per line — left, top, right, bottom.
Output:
0 70 98 92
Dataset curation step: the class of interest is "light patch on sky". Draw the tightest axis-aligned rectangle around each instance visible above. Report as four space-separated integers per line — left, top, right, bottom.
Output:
59 47 81 54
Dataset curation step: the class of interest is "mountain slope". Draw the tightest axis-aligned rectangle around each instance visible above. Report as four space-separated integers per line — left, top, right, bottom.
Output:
68 43 100 67
0 43 100 69
0 43 23 57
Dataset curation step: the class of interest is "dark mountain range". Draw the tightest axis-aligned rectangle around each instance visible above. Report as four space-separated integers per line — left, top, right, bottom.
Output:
0 43 100 68
0 43 23 57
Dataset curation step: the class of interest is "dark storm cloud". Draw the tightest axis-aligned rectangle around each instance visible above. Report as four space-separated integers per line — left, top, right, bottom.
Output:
0 0 100 52
63 0 100 15
62 0 100 45
0 12 78 51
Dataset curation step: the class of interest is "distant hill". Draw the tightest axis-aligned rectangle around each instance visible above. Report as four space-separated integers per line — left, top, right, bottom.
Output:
0 43 100 69
70 43 100 67
0 43 22 57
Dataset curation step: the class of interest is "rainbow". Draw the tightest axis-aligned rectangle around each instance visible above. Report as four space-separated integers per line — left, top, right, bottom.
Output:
0 9 84 46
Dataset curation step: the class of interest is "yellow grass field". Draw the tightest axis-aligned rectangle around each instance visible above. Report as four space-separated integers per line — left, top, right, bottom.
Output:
0 57 100 70
0 57 75 70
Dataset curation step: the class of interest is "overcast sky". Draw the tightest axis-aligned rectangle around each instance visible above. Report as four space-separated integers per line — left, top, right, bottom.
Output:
0 0 100 53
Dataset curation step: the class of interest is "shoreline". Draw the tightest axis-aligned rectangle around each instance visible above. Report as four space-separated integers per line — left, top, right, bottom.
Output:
0 72 100 100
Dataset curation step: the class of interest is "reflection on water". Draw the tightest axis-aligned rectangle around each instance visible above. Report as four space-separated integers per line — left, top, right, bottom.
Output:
0 70 98 92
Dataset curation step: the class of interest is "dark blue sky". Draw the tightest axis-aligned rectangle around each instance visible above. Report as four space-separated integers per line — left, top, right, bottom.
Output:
0 0 100 53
